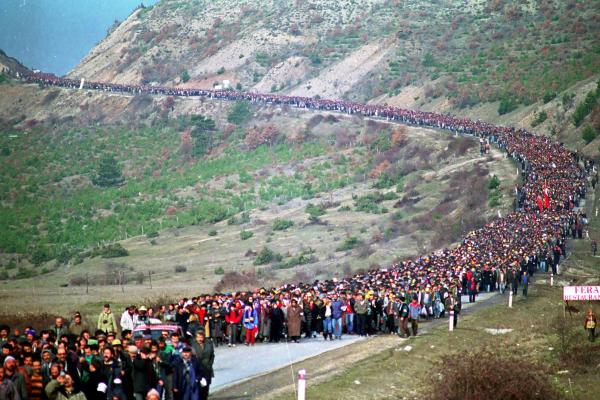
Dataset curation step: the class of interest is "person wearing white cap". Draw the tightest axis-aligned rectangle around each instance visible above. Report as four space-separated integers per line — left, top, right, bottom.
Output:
3 356 27 400
0 363 20 400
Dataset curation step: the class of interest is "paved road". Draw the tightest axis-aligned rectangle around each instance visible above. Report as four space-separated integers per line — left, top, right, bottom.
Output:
211 291 501 392
212 334 365 391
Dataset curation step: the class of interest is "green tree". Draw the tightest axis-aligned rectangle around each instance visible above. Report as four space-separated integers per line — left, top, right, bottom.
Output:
306 203 326 223
190 115 216 156
227 101 251 125
582 125 598 144
92 154 124 187
181 70 190 83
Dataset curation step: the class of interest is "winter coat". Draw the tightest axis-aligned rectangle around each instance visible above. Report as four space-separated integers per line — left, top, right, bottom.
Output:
132 356 157 394
242 308 258 330
331 300 343 319
286 305 303 337
172 358 208 400
97 311 117 334
191 340 215 381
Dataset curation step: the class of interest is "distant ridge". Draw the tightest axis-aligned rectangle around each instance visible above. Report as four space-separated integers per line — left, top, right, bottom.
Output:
0 49 31 76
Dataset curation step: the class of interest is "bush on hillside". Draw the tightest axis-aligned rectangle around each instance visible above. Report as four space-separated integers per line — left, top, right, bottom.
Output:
428 349 562 400
581 125 598 144
498 96 518 115
98 243 129 258
227 101 251 125
272 218 294 231
240 230 254 240
254 246 282 265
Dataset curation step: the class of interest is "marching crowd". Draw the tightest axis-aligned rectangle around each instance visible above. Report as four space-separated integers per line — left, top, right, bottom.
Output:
0 71 596 400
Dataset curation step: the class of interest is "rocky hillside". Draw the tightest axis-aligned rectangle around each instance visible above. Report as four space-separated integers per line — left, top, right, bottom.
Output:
69 0 599 111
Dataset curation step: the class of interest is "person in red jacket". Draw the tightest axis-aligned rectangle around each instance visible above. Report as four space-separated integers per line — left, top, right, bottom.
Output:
225 302 242 347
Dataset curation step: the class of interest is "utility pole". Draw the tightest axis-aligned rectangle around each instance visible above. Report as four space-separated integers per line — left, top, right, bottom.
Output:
149 271 153 289
86 273 89 294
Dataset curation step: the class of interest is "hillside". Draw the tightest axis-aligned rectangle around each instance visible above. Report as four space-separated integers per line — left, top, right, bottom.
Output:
70 0 599 111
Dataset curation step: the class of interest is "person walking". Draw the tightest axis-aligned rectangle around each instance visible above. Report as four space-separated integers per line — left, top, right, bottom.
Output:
225 303 241 347
191 332 214 400
286 299 303 343
173 347 209 400
331 294 344 340
407 295 422 337
97 304 118 335
584 309 597 342
398 296 410 338
354 294 368 337
242 305 258 346
522 271 529 298
321 299 333 341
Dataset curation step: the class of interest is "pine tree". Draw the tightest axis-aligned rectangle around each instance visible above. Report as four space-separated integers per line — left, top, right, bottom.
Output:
190 115 216 156
93 154 124 187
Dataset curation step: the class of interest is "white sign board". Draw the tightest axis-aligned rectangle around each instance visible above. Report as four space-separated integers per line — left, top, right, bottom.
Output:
563 286 600 301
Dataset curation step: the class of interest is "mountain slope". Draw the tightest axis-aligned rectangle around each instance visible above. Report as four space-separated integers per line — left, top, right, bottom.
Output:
69 0 600 111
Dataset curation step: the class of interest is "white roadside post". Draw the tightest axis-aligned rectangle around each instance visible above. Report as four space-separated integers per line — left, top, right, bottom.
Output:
509 290 513 308
551 274 554 286
449 310 454 332
298 369 306 400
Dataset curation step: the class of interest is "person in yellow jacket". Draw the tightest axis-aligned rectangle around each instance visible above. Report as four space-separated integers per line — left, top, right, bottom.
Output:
97 303 118 334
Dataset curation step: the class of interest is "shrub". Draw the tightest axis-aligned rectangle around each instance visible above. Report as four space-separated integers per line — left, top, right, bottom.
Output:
214 271 259 292
181 70 190 82
100 243 129 258
573 90 599 127
227 101 251 125
272 218 294 231
134 271 145 284
240 230 254 240
498 96 518 115
174 265 187 273
428 348 562 400
146 231 159 238
254 246 282 265
306 203 326 222
582 125 598 144
208 229 217 236
274 249 317 269
488 175 500 190
531 110 547 127
542 91 557 103
217 66 225 75
336 236 362 252
214 266 225 275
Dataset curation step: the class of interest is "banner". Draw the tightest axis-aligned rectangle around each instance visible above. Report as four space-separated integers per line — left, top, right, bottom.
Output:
563 286 600 301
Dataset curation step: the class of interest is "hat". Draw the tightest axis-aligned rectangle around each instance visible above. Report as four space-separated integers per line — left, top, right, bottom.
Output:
182 347 192 353
112 339 122 346
139 306 147 312
3 356 16 366
74 312 81 317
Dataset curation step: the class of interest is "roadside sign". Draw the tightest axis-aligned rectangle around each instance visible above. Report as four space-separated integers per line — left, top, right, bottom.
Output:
563 286 600 301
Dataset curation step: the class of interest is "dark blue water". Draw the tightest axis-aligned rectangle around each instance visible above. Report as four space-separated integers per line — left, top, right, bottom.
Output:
0 0 159 76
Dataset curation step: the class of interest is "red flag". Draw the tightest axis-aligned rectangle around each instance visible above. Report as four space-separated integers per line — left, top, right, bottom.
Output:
543 182 550 209
537 195 544 213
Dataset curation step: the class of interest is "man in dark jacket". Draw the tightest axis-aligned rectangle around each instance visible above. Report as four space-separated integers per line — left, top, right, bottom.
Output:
173 348 209 400
191 332 214 400
132 347 158 400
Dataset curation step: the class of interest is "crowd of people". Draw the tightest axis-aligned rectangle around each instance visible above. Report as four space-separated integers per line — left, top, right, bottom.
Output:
0 70 596 400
